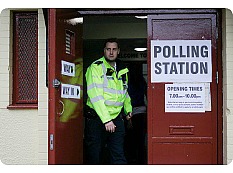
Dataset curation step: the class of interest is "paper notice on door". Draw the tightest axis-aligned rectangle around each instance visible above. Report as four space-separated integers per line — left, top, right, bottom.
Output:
165 83 205 112
61 83 80 99
205 83 211 111
61 60 75 77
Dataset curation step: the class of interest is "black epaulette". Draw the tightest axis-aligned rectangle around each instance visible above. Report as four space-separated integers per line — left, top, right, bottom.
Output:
94 61 103 65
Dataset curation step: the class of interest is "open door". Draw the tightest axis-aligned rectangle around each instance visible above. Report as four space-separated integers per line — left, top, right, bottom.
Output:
48 9 83 164
147 13 221 164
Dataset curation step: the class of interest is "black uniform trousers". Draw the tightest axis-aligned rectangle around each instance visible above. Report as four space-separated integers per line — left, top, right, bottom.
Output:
84 113 127 164
124 113 147 164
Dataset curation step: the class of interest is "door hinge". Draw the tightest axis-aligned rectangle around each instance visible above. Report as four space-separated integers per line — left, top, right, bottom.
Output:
216 71 218 84
53 78 61 88
50 134 54 151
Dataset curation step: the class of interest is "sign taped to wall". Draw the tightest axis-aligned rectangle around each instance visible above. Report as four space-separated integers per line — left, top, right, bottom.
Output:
151 40 212 83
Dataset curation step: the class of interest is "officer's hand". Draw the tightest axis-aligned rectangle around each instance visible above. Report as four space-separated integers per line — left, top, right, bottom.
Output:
105 121 116 133
127 119 133 129
126 112 132 120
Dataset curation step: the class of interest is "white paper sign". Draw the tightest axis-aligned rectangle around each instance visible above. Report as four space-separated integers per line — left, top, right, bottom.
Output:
61 84 80 99
205 83 211 111
165 83 205 112
61 60 75 77
151 40 212 83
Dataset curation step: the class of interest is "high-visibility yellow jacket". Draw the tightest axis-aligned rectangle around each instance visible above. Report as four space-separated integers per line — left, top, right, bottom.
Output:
86 56 132 123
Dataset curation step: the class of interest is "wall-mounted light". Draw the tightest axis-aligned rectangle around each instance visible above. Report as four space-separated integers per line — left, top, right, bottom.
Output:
134 48 147 52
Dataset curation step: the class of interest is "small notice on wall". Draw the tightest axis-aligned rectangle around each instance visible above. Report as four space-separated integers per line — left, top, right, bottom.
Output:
61 84 80 99
165 83 205 112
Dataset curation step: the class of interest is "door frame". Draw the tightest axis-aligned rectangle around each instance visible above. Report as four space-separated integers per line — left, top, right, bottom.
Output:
48 8 223 164
48 8 56 164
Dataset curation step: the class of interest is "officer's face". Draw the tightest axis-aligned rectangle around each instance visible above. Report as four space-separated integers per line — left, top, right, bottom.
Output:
104 42 120 62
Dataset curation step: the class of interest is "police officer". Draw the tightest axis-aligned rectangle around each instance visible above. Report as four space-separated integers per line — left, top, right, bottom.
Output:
84 38 132 164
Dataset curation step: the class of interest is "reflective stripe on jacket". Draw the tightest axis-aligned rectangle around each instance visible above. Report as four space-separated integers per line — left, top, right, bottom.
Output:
86 56 132 123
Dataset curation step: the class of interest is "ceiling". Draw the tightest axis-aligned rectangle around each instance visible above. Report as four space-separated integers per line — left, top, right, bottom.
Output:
83 16 147 24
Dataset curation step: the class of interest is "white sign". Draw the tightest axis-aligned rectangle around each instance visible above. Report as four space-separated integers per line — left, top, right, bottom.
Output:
165 83 205 112
61 84 80 99
61 60 75 77
205 83 211 111
151 40 212 83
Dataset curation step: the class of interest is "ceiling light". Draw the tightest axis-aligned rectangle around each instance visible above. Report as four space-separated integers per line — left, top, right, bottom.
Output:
135 16 147 19
67 17 83 25
134 48 147 52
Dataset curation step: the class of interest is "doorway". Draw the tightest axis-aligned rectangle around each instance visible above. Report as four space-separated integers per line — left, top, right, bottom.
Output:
48 9 222 165
82 15 148 164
